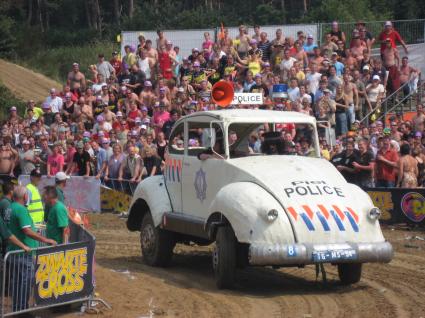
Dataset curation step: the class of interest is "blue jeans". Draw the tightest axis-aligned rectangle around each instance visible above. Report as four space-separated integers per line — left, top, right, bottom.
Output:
376 180 395 188
335 112 348 137
10 253 34 311
346 104 355 129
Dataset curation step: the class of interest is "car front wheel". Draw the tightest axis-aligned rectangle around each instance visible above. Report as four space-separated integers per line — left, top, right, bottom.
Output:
338 263 362 285
140 213 175 267
212 226 237 289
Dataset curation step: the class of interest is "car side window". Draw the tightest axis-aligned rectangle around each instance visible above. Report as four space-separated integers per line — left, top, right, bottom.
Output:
187 122 223 157
168 123 184 154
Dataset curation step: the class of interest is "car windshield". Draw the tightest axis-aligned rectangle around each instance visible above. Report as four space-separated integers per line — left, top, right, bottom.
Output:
228 122 319 158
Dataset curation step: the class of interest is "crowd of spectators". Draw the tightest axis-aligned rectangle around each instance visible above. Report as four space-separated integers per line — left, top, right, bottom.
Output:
0 20 423 189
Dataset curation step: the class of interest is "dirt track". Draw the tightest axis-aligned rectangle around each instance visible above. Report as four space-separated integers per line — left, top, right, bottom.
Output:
73 214 425 318
0 59 61 102
2 61 425 318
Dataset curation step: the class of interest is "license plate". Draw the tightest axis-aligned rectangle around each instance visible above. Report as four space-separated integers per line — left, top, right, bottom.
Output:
312 249 357 262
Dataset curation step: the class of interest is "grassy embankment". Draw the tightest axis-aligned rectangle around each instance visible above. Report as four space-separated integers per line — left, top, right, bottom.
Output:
17 41 118 83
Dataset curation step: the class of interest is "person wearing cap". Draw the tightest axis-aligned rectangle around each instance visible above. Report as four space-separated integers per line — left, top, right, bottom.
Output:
66 141 91 177
97 53 115 80
366 75 385 111
43 171 69 222
303 34 315 55
139 80 156 107
378 21 408 55
123 45 137 69
375 135 399 188
110 50 122 75
191 61 216 89
43 185 69 245
25 168 45 224
153 101 170 136
44 88 63 114
67 62 86 91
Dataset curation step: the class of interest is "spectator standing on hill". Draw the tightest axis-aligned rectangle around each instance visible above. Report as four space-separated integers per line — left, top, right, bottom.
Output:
378 21 408 55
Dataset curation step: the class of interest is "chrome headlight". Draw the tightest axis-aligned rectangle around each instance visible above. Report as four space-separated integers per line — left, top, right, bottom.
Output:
368 207 381 220
266 209 279 222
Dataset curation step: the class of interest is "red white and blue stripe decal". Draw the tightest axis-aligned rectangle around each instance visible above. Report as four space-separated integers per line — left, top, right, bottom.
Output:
286 204 360 232
165 158 182 183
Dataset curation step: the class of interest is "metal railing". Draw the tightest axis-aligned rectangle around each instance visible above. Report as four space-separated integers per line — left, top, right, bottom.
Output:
101 177 138 196
360 74 422 126
319 19 425 47
0 223 109 317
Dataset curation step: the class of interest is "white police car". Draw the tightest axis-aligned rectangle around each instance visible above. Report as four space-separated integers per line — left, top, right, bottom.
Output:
127 109 392 288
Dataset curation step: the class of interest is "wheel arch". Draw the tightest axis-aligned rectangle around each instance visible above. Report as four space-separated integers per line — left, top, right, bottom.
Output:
205 211 231 241
127 198 150 232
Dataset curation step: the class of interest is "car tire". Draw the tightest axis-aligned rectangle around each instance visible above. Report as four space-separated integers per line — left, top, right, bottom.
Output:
338 263 362 285
212 226 237 289
140 213 175 267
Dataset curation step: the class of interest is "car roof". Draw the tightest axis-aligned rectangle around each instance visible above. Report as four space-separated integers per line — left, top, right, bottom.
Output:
180 109 316 125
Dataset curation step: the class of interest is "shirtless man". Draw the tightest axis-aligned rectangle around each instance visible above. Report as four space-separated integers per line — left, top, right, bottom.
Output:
67 63 86 90
382 38 400 93
156 30 167 51
235 25 251 59
139 81 156 108
145 40 158 66
311 47 324 65
344 49 358 71
400 56 419 95
75 97 93 129
350 37 368 62
0 136 17 176
343 72 359 127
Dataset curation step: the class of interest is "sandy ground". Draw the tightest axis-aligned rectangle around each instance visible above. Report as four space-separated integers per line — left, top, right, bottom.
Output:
42 214 424 318
0 59 61 102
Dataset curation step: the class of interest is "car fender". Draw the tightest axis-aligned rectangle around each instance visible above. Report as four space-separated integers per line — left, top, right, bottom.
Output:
127 176 171 231
207 182 296 245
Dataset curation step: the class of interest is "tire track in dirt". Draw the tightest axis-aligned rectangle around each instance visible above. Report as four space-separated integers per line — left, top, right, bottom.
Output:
0 59 61 102
65 212 425 318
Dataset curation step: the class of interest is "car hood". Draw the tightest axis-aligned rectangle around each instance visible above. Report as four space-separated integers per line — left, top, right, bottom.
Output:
229 155 385 244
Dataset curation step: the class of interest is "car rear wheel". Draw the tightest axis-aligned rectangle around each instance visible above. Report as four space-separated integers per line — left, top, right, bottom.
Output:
338 263 362 285
212 226 237 289
140 213 175 267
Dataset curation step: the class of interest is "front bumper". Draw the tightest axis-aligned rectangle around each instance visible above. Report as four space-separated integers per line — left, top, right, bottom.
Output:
249 241 393 266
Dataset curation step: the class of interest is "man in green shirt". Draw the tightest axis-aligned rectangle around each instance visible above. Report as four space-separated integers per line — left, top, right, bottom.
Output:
8 185 56 311
44 172 69 222
0 182 14 223
0 182 31 255
44 186 69 244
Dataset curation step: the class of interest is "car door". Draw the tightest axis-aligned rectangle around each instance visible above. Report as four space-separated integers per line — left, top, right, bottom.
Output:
181 120 224 220
164 122 184 212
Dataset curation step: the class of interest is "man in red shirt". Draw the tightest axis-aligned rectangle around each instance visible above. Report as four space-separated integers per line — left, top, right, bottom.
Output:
375 136 399 187
378 21 408 55
110 51 122 75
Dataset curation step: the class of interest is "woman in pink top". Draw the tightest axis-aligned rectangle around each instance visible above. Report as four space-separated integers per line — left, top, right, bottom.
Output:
202 32 214 61
47 144 65 176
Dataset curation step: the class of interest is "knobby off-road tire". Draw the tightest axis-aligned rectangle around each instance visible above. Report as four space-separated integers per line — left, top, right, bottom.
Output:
338 263 362 285
212 226 237 289
140 213 175 267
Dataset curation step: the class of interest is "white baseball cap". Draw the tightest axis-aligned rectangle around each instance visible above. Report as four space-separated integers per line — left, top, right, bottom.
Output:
372 75 381 81
55 171 70 181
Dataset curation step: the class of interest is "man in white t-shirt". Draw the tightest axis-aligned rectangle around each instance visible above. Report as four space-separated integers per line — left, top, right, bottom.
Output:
287 78 300 102
96 53 115 80
44 88 63 114
306 62 322 95
280 49 297 81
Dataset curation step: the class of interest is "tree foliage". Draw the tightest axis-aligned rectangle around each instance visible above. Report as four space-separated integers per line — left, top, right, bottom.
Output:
0 0 423 58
